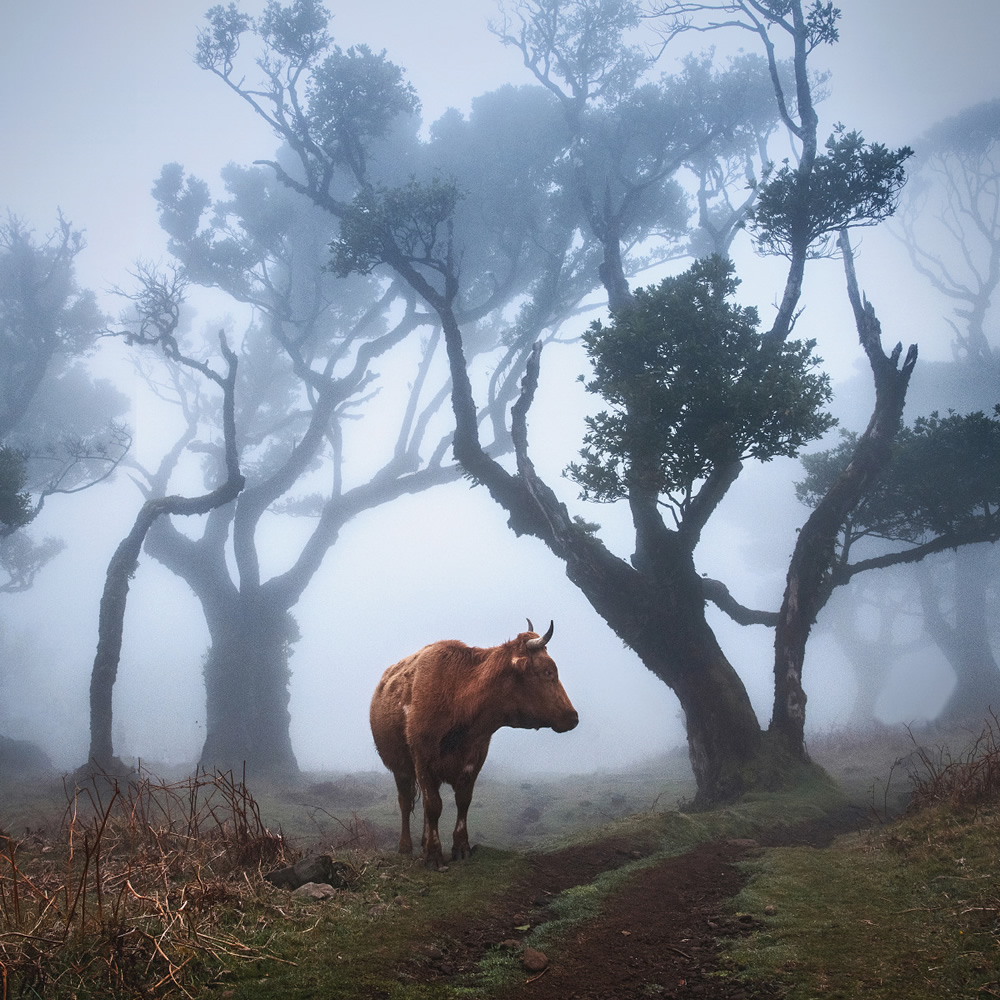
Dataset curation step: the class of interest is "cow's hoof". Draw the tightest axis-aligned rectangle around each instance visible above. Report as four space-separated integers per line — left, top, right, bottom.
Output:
452 843 477 861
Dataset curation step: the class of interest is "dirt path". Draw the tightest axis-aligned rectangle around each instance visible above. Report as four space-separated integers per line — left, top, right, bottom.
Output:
404 807 867 998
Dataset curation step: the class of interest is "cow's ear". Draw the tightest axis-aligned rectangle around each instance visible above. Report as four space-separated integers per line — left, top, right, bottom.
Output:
510 655 528 671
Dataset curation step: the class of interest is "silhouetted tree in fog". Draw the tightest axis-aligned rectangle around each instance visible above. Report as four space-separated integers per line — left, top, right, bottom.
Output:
197 0 918 803
87 267 244 775
897 101 1000 724
900 100 1000 371
0 215 129 592
130 9 611 778
801 100 1000 728
140 164 459 778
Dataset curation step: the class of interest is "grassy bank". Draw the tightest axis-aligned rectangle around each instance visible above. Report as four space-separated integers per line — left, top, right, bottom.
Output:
723 721 1000 999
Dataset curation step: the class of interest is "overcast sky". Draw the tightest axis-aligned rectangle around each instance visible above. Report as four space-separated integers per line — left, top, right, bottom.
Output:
5 0 999 299
2 1 997 774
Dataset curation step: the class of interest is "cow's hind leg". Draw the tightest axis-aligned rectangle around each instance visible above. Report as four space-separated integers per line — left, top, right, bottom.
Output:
416 767 446 869
392 771 416 856
451 773 476 860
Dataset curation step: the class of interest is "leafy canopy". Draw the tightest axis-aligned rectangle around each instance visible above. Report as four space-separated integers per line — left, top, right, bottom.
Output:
0 448 30 532
569 255 835 506
328 176 463 279
750 126 912 257
798 409 1000 544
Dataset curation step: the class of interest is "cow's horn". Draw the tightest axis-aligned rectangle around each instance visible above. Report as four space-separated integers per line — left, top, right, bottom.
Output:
526 618 534 633
526 620 554 649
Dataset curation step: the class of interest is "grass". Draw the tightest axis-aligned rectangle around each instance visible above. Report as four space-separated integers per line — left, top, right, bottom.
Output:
201 845 526 1000
0 767 291 998
2 723 997 998
722 719 1000 999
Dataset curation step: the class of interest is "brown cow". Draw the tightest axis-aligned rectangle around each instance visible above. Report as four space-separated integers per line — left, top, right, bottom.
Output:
370 620 578 869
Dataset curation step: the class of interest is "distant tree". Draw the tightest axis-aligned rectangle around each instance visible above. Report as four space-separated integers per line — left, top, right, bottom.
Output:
492 1 791 296
0 215 130 588
813 569 927 726
683 51 792 258
87 267 244 775
175 2 636 777
899 99 1000 370
137 60 602 776
914 544 1000 724
796 409 1000 724
898 102 1000 723
142 164 455 778
810 100 1000 727
201 0 914 803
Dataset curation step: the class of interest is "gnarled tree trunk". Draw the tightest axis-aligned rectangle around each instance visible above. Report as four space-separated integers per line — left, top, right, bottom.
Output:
86 332 243 775
769 232 917 754
199 599 299 777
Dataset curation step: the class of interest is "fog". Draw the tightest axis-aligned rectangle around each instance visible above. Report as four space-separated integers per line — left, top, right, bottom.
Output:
1 0 998 778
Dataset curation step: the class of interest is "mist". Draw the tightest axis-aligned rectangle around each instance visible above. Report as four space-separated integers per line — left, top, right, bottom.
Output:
1 0 998 786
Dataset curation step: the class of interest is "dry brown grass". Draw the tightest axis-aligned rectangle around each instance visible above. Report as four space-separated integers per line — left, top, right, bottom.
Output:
0 766 291 998
906 711 1000 814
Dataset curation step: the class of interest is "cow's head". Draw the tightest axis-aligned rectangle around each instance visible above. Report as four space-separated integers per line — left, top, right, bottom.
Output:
506 620 579 733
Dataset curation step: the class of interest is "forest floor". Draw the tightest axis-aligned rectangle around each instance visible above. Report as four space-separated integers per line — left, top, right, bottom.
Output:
397 807 865 1000
7 722 994 999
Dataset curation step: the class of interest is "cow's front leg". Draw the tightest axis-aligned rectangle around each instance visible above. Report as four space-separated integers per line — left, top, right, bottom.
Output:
451 773 476 860
418 773 446 870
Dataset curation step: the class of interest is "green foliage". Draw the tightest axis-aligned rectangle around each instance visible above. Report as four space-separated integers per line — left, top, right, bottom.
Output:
0 447 30 531
329 176 463 278
751 125 912 257
798 408 1000 543
496 0 648 107
568 256 835 507
920 97 1000 159
196 2 254 74
306 43 420 175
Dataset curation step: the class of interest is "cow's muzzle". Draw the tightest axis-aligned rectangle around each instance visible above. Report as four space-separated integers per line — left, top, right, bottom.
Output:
552 709 579 733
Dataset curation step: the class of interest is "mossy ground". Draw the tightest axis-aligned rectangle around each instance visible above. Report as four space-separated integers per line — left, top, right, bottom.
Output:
2 722 996 998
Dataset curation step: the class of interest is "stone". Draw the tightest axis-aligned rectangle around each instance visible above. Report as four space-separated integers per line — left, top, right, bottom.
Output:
291 881 337 900
521 947 549 972
266 854 350 890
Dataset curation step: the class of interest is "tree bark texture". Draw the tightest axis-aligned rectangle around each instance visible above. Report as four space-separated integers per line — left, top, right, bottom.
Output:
769 233 917 752
198 600 299 777
439 334 775 804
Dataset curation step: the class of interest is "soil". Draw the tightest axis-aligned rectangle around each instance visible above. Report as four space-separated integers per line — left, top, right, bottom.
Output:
401 806 868 999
